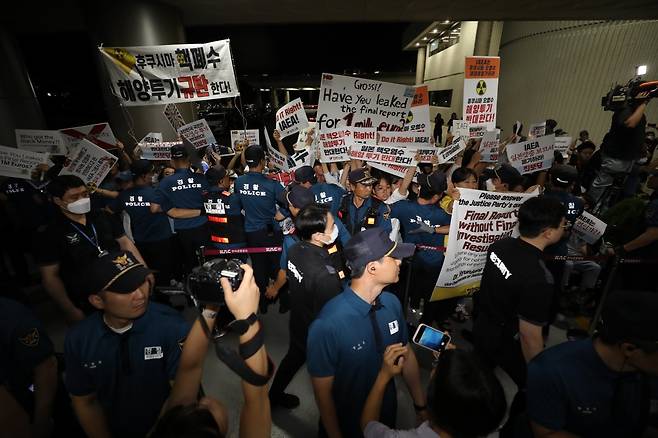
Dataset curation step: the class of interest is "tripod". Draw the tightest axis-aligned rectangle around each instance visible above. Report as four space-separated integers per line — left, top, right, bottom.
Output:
591 173 629 216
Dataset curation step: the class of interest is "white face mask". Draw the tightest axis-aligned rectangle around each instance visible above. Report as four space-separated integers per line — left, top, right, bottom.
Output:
485 178 497 192
321 224 339 245
66 197 91 214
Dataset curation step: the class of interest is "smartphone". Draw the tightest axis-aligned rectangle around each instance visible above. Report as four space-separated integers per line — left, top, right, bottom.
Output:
412 324 451 354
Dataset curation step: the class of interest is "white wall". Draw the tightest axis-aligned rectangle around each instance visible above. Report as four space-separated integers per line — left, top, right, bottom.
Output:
497 21 658 145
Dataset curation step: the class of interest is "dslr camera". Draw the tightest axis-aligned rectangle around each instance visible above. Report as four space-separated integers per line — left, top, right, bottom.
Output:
602 78 658 111
187 258 245 305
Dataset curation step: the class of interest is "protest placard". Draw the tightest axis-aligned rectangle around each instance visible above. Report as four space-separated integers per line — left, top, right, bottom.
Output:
528 121 546 139
369 162 420 182
59 139 118 185
554 136 572 155
468 125 487 139
413 147 439 163
230 129 260 152
177 119 217 149
138 141 181 160
572 211 607 244
349 144 418 166
264 127 289 171
480 130 500 163
352 127 377 144
15 129 68 155
163 103 186 132
463 56 499 131
295 123 317 150
437 138 466 164
275 98 309 138
289 148 313 170
0 145 48 180
506 134 555 175
317 73 416 132
377 132 431 148
402 86 431 137
319 128 351 163
433 189 536 300
99 40 239 106
141 132 163 143
60 123 117 151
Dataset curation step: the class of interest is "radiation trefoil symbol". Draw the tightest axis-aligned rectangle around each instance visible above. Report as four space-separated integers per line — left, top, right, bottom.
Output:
476 80 487 95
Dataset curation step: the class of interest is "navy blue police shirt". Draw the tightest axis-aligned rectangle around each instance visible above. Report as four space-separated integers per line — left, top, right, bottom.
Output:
235 171 284 233
155 168 208 230
279 214 350 270
64 302 190 438
307 287 408 437
0 178 53 232
113 185 172 244
543 190 584 256
204 186 246 249
312 182 346 216
341 195 392 236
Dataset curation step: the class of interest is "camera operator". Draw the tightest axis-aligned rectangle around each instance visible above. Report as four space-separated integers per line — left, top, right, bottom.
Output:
151 264 272 438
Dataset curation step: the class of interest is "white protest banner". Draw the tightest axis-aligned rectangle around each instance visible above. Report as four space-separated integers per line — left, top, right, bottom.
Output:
140 132 163 143
350 144 418 166
295 123 317 151
138 141 181 160
413 147 439 163
289 148 313 170
528 121 546 139
352 127 377 144
60 123 117 151
480 130 500 163
163 103 186 132
377 132 431 148
316 73 416 132
99 40 239 106
554 136 572 155
319 128 351 163
468 125 487 139
275 98 309 138
0 145 48 180
59 139 118 185
230 129 260 152
433 189 536 300
15 129 67 155
506 134 555 175
572 211 607 244
463 56 499 131
369 162 419 182
177 119 216 149
437 138 466 164
402 86 431 137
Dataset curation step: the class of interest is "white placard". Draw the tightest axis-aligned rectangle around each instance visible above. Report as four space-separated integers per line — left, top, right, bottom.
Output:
572 211 607 244
480 130 500 163
15 129 68 155
276 98 309 138
463 56 499 131
528 121 547 139
230 129 260 152
349 143 418 166
138 141 181 160
59 139 118 185
554 136 572 154
319 128 352 163
177 119 217 149
437 138 467 164
0 145 49 180
295 123 317 151
163 103 186 132
60 123 117 151
506 134 555 175
140 132 163 144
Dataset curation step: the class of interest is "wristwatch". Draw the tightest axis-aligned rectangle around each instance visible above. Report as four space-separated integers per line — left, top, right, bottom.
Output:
228 313 258 335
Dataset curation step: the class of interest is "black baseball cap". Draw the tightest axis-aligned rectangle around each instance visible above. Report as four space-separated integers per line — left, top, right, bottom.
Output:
245 145 265 166
494 164 522 187
294 165 317 184
576 141 596 152
551 164 578 186
277 184 315 209
344 228 415 271
418 171 447 195
82 251 153 295
205 165 228 185
171 143 188 159
130 159 154 177
599 290 658 344
349 168 378 185
114 170 133 183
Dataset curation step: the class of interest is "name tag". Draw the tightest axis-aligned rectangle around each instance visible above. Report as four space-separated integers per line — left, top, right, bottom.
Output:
144 346 163 360
388 320 399 335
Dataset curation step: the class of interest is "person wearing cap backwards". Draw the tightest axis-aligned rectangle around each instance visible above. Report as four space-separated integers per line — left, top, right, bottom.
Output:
338 168 392 236
108 159 178 289
307 228 425 438
64 250 190 438
154 143 209 273
527 290 658 438
235 145 285 309
294 165 346 216
203 165 247 255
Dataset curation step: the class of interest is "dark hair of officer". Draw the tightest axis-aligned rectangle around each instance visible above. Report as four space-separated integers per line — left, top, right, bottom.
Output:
451 167 478 185
47 174 86 198
295 204 330 241
149 403 223 438
517 196 566 238
428 349 507 438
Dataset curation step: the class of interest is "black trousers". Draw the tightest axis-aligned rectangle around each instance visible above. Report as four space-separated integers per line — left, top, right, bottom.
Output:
136 237 178 287
410 257 457 325
269 333 306 398
245 228 282 293
176 223 209 274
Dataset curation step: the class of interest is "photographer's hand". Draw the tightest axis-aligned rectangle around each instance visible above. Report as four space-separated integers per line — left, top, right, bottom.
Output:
221 264 259 321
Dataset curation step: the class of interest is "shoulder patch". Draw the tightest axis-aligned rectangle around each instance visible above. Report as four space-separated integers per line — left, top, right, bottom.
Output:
19 328 40 347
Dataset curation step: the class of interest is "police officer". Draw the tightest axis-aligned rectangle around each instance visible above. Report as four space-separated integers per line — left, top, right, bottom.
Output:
64 251 190 438
338 168 392 236
235 145 285 309
269 204 346 410
203 165 247 254
155 144 209 273
294 165 346 215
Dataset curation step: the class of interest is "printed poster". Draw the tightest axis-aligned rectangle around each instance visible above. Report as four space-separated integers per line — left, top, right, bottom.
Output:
163 103 186 132
230 129 260 152
319 128 352 163
506 134 555 175
480 130 500 163
15 129 68 155
437 138 467 164
0 145 49 180
276 98 309 138
177 119 217 149
59 139 118 185
572 211 607 244
463 56 500 131
60 123 117 151
349 143 418 166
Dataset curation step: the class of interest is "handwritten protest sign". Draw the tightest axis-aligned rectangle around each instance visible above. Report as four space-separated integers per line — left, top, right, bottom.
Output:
177 119 216 149
99 40 239 106
15 129 68 155
377 132 431 148
0 145 48 180
276 98 309 138
506 134 555 175
480 130 500 163
433 189 536 300
572 211 607 244
60 123 117 151
554 136 572 155
463 56 499 131
163 103 186 132
350 144 418 166
319 128 351 163
528 121 546 139
59 139 118 185
437 138 467 164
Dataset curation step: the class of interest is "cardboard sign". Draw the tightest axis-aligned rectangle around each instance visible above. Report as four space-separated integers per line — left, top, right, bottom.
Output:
506 134 555 175
463 56 500 131
99 40 239 106
59 139 118 185
572 211 607 244
15 129 68 155
377 132 431 148
319 128 351 163
0 145 48 180
276 98 309 138
437 138 467 164
163 103 186 132
60 123 117 151
230 129 260 152
349 143 418 166
177 119 217 149
433 189 536 300
480 130 501 163
528 121 546 139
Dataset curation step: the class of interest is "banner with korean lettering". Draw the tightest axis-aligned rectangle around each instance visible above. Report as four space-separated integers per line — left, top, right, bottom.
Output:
572 211 607 244
59 139 118 185
403 85 431 137
349 144 418 167
480 130 500 163
319 128 351 163
15 129 68 155
99 40 239 106
0 145 48 180
433 189 536 301
177 119 217 149
276 98 309 138
138 141 181 160
437 138 466 164
506 134 555 175
463 56 499 131
377 131 431 148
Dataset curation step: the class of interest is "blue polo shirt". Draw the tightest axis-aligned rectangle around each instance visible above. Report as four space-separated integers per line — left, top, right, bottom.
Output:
64 303 190 438
235 172 284 232
312 182 346 215
390 200 451 267
155 168 208 230
113 185 172 244
307 287 408 437
342 195 392 236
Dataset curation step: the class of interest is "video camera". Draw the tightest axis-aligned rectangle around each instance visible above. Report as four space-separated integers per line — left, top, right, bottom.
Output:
601 78 658 111
186 258 245 306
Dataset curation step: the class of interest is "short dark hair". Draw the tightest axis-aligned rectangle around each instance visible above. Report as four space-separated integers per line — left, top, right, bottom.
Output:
347 256 383 279
428 350 506 438
518 196 566 238
295 204 329 241
47 175 86 199
149 403 223 438
418 185 440 200
451 167 477 185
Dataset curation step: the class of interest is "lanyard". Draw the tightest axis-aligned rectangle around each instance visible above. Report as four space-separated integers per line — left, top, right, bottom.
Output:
70 222 107 256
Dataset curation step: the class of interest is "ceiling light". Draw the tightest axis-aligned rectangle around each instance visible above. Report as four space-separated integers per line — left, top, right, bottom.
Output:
374 71 380 74
415 42 420 47
431 29 438 34
259 88 270 92
443 20 450 24
422 37 428 41
637 65 648 75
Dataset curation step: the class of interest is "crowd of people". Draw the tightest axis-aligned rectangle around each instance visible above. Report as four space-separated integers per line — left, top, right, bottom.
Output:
1 92 658 438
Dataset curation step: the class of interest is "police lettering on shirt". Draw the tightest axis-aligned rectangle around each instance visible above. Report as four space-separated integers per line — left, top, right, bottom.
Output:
239 183 267 197
171 178 202 192
5 182 26 194
125 196 151 207
316 191 333 204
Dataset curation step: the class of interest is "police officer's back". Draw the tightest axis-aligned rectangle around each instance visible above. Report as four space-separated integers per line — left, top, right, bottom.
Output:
203 165 246 250
338 168 391 236
293 165 346 215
